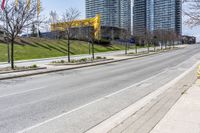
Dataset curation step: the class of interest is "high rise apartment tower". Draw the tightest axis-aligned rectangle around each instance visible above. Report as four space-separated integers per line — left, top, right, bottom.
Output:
86 0 131 31
133 0 182 35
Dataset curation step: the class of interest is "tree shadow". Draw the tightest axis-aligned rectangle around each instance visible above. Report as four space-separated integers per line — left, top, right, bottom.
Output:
33 42 52 50
19 39 38 47
44 43 67 54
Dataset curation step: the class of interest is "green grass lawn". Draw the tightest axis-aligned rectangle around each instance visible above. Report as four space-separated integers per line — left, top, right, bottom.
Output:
0 38 126 62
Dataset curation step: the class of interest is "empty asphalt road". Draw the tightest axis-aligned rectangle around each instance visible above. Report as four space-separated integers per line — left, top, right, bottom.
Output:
0 45 199 133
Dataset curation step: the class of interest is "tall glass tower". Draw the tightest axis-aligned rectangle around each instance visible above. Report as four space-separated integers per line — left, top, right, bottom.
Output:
133 0 147 36
85 0 131 31
133 0 182 35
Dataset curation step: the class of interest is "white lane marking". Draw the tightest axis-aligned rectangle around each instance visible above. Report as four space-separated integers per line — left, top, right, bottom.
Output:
0 87 46 98
18 54 198 133
17 70 168 133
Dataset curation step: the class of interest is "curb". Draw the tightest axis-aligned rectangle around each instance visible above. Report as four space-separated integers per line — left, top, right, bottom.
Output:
86 61 199 133
0 67 46 75
0 48 183 80
0 53 157 80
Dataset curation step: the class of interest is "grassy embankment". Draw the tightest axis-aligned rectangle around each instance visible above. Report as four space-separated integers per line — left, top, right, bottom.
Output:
0 38 127 62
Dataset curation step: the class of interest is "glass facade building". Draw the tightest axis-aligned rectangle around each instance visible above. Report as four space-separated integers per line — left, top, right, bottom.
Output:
133 0 182 35
133 0 147 35
85 0 131 31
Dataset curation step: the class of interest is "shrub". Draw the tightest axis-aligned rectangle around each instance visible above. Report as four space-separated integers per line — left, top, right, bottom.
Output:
71 60 76 63
95 39 111 45
31 64 37 68
96 56 102 59
60 60 65 63
128 52 134 54
80 58 87 62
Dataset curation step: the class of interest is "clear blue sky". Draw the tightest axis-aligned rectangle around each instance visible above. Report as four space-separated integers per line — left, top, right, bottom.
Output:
42 0 85 18
41 0 200 41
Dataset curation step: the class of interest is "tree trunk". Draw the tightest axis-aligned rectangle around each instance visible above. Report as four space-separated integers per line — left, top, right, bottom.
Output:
92 41 94 60
88 42 91 55
7 43 10 63
11 39 14 69
135 44 137 54
147 43 149 53
125 43 128 55
67 39 70 62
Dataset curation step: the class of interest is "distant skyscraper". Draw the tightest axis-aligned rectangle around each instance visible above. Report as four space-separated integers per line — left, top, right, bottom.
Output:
133 0 147 35
133 0 182 35
120 0 131 31
85 0 131 31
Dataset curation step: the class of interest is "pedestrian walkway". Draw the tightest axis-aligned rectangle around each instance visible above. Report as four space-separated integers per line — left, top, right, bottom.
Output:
150 79 200 133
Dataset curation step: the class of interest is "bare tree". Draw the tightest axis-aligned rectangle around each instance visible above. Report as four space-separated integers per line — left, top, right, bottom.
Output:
62 8 80 62
31 22 37 37
154 30 161 50
134 34 148 54
34 15 48 37
144 30 153 53
120 29 131 55
162 30 169 49
133 36 141 54
49 10 60 38
154 29 168 50
86 23 97 59
184 1 200 27
74 21 92 55
152 34 157 52
167 30 178 48
0 0 39 69
49 11 59 24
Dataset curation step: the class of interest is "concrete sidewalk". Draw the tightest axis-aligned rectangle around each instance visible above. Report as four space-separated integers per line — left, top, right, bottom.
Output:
150 79 200 133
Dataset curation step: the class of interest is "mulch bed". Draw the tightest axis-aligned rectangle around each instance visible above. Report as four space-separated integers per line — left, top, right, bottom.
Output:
49 59 113 66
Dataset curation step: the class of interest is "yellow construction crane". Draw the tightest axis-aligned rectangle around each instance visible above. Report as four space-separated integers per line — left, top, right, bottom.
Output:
51 14 101 40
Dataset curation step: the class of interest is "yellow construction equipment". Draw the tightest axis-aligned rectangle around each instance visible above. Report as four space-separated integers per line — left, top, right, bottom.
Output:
51 14 101 40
